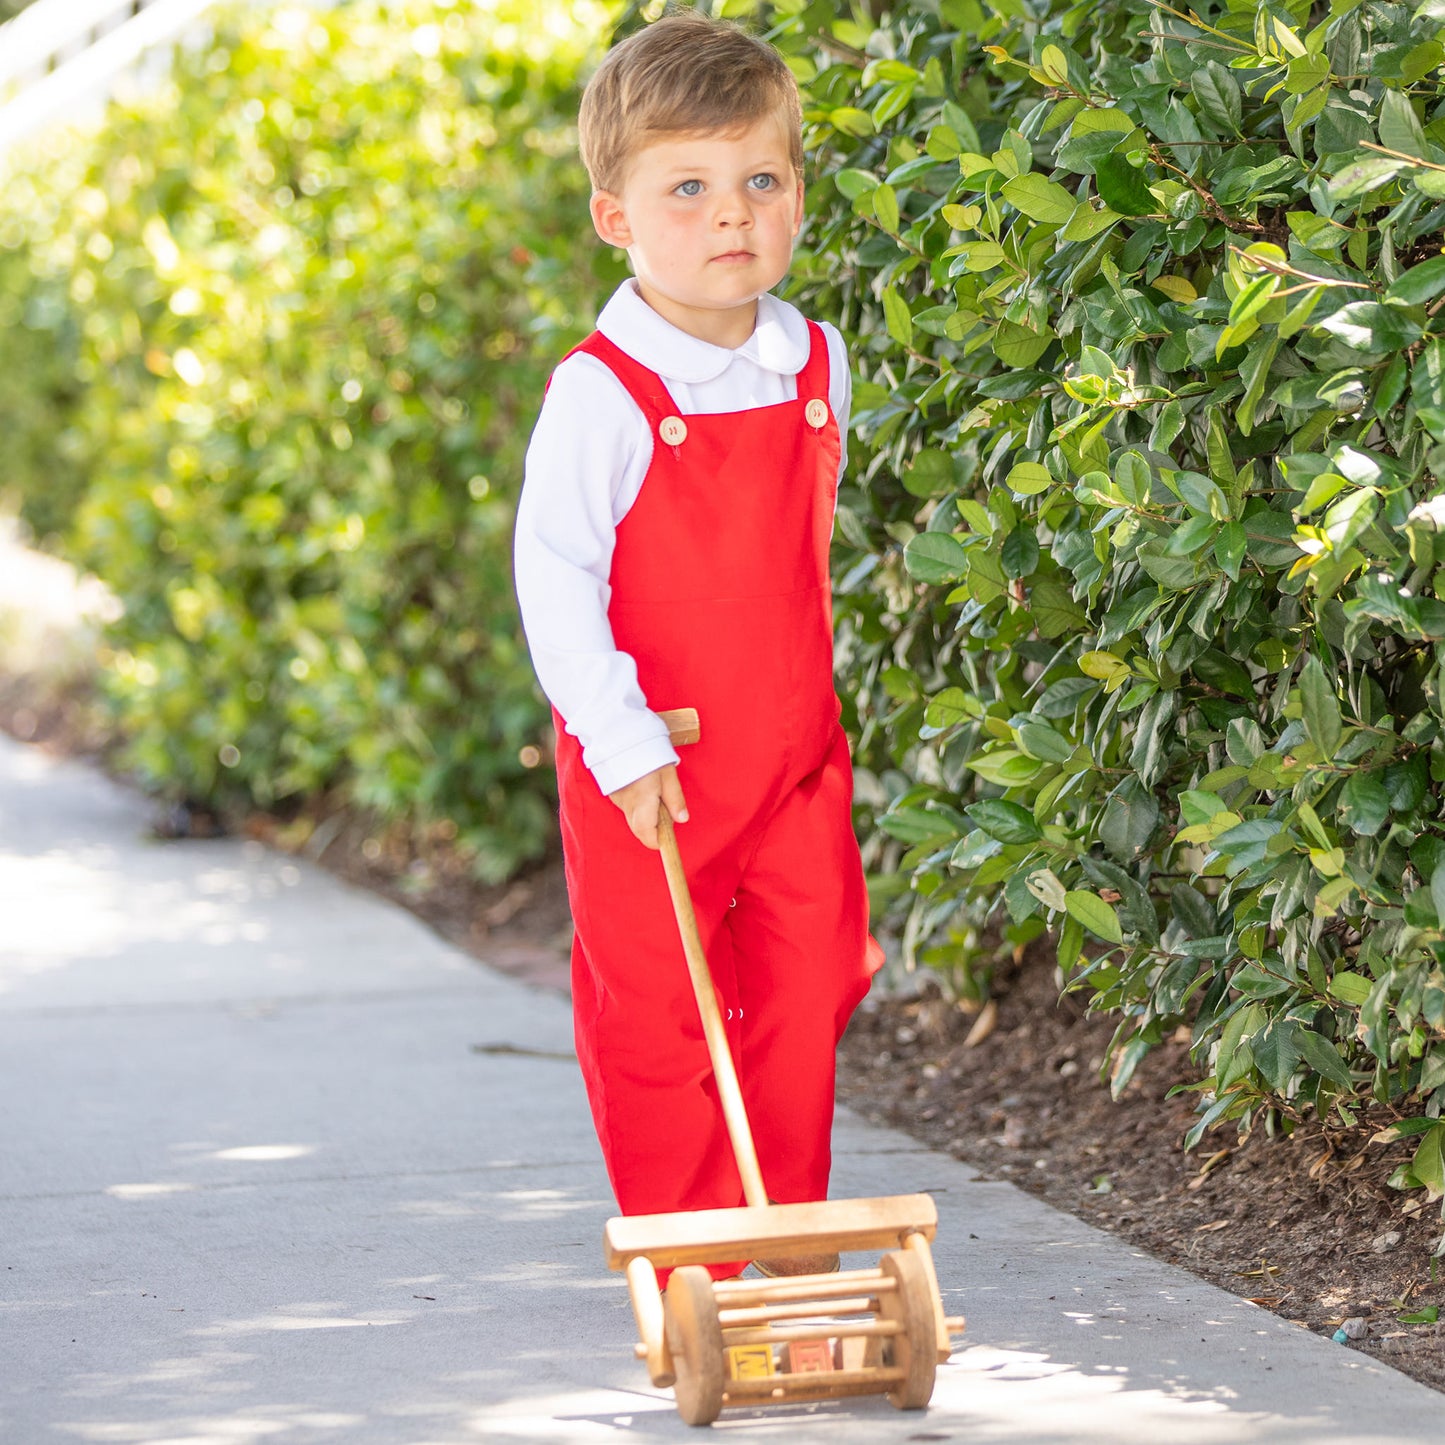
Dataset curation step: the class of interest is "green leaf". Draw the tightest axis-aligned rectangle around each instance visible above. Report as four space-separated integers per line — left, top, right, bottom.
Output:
992 320 1055 368
1298 471 1350 514
1001 527 1040 578
1409 1123 1445 1201
1109 1035 1152 1100
966 798 1043 844
830 106 875 138
1001 173 1078 225
1007 460 1053 495
1114 451 1151 506
903 531 970 585
1402 40 1445 84
1016 721 1074 763
1065 889 1124 943
1386 254 1445 306
1191 62 1242 136
1071 108 1136 137
1099 777 1160 859
1038 44 1069 84
1423 878 1445 952
1379 89 1427 160
925 123 963 162
951 240 1006 272
1297 1029 1355 1089
1252 1018 1302 1092
1339 771 1391 835
903 449 956 498
1135 538 1200 589
1028 578 1089 637
1061 203 1121 241
1176 469 1229 519
1414 340 1445 413
833 169 879 200
1284 52 1330 94
1329 155 1408 201
923 686 973 730
873 183 901 234
1229 275 1278 329
1038 677 1099 717
880 806 956 845
1329 971 1373 1006
1215 1001 1265 1091
1094 151 1156 217
1205 411 1237 491
968 546 1009 605
1299 655 1343 762
1171 883 1218 938
1316 301 1423 356
1214 520 1247 580
1193 649 1254 699
882 285 913 347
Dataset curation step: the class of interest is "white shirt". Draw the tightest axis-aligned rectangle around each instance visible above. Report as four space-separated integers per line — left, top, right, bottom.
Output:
514 280 851 796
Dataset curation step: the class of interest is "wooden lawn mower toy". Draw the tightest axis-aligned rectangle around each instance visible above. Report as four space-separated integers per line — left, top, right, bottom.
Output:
603 711 964 1425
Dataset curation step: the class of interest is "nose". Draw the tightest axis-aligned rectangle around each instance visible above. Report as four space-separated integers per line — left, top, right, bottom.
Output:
712 186 754 228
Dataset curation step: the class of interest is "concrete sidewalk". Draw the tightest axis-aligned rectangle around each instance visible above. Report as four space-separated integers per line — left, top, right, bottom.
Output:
0 731 1439 1445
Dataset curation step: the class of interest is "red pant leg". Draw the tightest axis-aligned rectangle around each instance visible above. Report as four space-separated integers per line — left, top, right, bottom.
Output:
564 781 748 1216
728 729 881 1204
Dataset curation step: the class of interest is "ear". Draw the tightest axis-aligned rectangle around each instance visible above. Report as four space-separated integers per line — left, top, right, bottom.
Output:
790 177 805 237
590 190 633 248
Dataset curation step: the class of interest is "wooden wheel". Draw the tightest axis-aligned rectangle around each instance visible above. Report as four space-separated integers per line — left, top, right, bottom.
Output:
878 1248 937 1409
663 1266 726 1426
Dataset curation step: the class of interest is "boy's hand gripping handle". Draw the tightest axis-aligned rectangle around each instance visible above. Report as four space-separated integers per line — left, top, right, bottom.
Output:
656 806 769 1211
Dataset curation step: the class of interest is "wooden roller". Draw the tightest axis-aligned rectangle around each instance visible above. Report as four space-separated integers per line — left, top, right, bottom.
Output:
603 709 964 1424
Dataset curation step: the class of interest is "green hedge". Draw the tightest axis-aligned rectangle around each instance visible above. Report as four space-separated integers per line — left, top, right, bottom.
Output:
0 0 623 880
770 0 1444 1234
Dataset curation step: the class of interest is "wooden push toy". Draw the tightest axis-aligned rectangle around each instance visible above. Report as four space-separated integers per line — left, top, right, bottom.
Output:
604 711 964 1426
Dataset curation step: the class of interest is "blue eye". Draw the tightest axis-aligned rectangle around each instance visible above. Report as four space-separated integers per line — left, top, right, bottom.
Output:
676 179 702 197
748 173 778 191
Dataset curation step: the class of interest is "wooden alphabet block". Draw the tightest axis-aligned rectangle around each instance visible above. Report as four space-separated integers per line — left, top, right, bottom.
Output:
726 1344 776 1380
784 1339 834 1374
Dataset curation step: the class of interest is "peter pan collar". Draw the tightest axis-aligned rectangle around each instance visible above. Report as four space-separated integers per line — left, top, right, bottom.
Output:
596 279 810 383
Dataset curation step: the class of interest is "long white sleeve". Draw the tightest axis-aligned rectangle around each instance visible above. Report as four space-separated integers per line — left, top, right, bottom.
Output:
514 356 676 795
514 281 852 796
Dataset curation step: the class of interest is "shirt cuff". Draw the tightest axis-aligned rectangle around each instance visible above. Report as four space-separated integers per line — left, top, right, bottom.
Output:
590 733 682 797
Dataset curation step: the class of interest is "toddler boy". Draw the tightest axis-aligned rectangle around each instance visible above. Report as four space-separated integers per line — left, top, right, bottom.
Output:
514 9 880 1279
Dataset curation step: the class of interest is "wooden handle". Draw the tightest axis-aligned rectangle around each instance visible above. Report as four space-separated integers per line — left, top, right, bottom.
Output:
657 807 768 1209
659 707 700 746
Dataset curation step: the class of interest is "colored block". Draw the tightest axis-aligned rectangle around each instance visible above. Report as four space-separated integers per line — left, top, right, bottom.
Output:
726 1344 776 1380
785 1339 835 1374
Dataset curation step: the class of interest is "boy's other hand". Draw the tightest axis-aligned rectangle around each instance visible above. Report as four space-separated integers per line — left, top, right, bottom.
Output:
608 765 688 850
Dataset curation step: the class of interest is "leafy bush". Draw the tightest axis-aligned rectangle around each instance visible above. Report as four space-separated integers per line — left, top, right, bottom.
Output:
0 0 622 879
771 0 1445 1232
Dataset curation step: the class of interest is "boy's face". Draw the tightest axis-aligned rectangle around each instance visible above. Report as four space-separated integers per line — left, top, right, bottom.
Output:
589 115 804 349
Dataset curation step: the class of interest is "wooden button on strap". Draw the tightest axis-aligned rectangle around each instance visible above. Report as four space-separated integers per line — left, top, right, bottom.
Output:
805 399 829 429
659 416 688 446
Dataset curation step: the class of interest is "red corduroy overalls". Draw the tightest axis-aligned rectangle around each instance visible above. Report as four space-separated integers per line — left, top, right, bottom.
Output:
552 322 881 1276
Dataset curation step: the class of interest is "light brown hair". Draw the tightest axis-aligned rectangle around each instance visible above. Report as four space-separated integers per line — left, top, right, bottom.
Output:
578 9 803 194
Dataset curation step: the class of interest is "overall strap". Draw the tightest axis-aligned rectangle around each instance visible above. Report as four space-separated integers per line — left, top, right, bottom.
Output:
794 320 831 405
563 332 683 427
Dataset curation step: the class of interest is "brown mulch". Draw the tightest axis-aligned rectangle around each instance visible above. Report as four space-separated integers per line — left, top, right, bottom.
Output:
2 682 1441 1392
838 954 1445 1392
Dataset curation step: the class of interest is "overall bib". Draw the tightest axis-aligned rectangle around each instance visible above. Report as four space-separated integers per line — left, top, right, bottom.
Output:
552 323 880 1273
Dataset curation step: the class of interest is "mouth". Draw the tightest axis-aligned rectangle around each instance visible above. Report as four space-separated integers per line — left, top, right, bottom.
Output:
711 250 755 263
